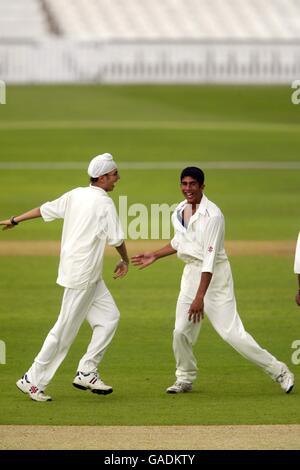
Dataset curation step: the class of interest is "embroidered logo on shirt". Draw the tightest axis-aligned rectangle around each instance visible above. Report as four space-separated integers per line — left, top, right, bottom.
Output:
208 246 214 253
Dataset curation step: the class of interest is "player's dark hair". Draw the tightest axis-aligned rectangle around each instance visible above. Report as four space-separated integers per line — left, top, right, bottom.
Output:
180 167 205 185
90 176 99 183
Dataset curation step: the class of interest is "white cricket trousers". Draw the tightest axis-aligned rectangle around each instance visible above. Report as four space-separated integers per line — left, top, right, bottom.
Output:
27 280 120 390
174 261 283 384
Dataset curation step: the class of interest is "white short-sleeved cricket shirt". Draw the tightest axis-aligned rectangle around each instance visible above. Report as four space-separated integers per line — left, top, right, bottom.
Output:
294 232 300 274
171 194 228 273
40 185 124 289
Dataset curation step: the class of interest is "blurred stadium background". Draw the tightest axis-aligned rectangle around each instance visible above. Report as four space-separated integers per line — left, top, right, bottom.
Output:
0 0 300 84
0 0 300 448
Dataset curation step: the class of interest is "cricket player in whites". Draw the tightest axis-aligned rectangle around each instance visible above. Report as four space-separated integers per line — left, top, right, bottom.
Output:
0 153 129 402
295 232 300 306
132 167 294 394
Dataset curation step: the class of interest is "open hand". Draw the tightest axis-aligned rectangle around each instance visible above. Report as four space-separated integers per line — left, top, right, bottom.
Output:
0 219 15 231
131 252 156 269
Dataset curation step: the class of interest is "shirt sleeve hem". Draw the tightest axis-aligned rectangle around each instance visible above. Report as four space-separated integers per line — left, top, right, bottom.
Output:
108 239 124 248
40 204 54 222
201 266 214 274
170 237 179 251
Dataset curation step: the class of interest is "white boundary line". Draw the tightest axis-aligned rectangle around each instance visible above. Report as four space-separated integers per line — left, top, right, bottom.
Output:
0 161 299 170
0 120 300 132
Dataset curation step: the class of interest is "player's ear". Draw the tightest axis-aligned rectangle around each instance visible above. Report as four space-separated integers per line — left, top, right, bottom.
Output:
98 174 107 183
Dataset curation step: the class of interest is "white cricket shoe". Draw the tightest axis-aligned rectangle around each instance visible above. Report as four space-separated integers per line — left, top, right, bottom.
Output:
166 381 192 394
73 371 113 395
28 387 52 402
16 374 31 394
16 374 52 402
276 363 294 394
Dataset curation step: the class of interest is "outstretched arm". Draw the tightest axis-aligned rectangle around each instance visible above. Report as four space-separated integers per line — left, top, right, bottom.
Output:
131 243 176 269
0 207 41 230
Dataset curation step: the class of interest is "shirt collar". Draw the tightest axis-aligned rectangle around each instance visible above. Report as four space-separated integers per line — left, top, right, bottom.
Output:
197 194 208 216
178 194 208 217
89 184 108 196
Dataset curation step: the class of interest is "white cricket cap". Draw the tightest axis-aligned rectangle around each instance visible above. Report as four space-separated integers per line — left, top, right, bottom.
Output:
87 153 117 178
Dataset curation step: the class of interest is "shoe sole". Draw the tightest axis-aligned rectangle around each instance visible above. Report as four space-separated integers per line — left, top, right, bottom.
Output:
73 383 113 395
30 396 52 402
286 384 294 394
73 383 88 391
91 388 113 396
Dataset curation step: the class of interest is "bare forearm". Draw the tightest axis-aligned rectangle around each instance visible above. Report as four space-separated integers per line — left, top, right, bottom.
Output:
14 207 41 224
188 272 213 322
115 242 129 264
195 272 213 299
296 274 300 306
153 243 177 260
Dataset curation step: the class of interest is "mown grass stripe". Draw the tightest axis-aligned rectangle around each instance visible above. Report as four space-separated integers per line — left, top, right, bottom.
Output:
0 161 300 170
0 120 300 132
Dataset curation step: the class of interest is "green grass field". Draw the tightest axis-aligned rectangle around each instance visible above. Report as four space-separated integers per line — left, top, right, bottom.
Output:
0 256 299 425
0 85 299 426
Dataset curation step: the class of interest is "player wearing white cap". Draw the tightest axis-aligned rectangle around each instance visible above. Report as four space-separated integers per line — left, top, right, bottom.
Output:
132 167 294 395
0 153 129 402
295 232 300 306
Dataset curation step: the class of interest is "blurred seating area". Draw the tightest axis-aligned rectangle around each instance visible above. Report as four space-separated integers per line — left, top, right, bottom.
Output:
0 0 50 39
41 0 300 40
1 0 300 41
